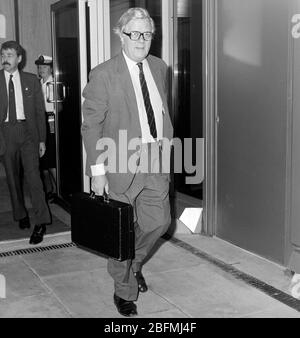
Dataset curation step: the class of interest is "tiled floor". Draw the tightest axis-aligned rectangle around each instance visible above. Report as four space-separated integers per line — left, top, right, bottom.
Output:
1 163 299 318
0 227 300 317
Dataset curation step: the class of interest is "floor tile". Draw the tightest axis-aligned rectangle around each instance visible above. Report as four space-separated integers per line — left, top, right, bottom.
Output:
139 309 190 318
149 264 292 318
43 268 179 318
176 234 293 294
143 239 205 275
0 256 48 300
22 247 107 277
0 294 71 318
243 304 300 318
43 269 127 318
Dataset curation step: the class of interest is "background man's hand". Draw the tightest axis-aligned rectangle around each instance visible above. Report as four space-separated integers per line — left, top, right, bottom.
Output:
39 142 46 158
92 175 109 196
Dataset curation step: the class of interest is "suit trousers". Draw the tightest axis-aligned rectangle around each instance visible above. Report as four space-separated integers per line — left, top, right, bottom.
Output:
107 170 171 301
1 122 50 224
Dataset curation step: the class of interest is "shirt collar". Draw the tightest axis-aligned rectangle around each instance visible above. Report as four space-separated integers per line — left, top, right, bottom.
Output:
122 50 147 72
4 69 20 80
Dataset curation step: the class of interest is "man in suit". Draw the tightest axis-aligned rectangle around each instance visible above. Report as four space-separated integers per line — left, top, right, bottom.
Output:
0 40 50 244
82 8 173 317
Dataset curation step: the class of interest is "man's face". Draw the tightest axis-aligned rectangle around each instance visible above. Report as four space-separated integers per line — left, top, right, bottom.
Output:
1 48 22 73
122 18 152 63
38 65 52 81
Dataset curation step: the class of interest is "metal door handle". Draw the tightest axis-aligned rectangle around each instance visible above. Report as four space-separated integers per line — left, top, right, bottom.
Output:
46 81 67 103
46 82 54 103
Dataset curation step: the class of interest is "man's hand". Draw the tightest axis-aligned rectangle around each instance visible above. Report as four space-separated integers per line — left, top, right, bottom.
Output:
92 175 109 196
39 142 46 158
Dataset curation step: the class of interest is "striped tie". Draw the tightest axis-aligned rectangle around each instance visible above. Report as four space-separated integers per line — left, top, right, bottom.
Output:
8 74 17 124
137 62 157 139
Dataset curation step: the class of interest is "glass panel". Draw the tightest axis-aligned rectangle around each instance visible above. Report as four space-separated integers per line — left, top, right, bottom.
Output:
109 0 162 58
174 0 203 199
52 1 83 205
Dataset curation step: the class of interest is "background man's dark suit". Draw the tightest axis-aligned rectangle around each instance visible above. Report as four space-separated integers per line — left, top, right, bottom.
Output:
0 69 50 225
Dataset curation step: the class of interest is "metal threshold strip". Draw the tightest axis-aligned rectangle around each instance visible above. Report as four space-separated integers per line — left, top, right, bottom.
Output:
1 236 300 313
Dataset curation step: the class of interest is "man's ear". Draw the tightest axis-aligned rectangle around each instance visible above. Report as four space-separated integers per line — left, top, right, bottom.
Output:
17 55 22 64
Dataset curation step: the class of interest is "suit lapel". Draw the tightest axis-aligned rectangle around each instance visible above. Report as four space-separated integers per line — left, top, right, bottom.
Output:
117 53 142 138
19 71 27 103
0 70 8 123
147 56 168 113
147 56 172 139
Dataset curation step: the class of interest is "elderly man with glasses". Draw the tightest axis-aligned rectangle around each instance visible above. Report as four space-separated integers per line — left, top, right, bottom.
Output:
82 7 173 317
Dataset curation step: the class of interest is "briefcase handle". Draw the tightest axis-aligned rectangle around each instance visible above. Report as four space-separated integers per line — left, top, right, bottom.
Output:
90 191 110 204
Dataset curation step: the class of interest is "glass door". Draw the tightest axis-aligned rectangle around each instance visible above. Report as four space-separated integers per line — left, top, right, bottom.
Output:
51 0 87 209
173 0 204 200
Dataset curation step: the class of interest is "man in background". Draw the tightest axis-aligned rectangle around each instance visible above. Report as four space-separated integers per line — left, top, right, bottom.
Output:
0 40 50 244
35 54 57 203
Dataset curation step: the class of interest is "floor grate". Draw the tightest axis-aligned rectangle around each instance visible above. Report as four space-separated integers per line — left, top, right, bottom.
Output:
163 234 300 313
0 242 76 258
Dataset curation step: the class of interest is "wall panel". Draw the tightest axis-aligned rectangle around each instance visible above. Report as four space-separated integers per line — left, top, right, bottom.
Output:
216 0 289 264
0 0 15 48
18 0 57 73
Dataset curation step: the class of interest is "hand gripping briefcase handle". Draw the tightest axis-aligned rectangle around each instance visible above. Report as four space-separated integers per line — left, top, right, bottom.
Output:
71 191 135 261
90 191 110 204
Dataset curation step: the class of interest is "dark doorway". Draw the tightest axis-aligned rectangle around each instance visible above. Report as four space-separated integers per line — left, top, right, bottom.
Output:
174 0 203 200
51 0 84 209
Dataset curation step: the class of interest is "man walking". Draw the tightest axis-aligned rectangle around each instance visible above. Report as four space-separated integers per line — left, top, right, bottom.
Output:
0 41 50 244
82 8 173 317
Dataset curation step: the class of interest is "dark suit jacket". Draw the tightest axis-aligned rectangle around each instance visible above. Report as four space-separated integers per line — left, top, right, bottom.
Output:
0 69 46 156
82 53 174 194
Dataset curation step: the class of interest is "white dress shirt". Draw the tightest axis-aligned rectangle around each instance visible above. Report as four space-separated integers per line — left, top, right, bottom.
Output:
4 69 26 121
123 51 163 144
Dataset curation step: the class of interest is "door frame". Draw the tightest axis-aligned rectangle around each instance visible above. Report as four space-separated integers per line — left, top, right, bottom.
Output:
83 0 217 237
202 0 217 236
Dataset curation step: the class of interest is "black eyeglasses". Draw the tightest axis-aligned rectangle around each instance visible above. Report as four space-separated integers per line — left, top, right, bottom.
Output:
123 31 153 41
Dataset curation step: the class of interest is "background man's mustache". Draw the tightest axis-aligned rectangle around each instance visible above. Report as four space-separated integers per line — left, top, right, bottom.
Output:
2 62 10 66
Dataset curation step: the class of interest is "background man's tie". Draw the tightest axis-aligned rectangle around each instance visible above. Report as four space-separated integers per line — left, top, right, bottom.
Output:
137 62 157 139
9 74 17 124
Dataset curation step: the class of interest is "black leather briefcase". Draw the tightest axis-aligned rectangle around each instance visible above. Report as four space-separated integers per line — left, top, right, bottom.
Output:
71 192 135 261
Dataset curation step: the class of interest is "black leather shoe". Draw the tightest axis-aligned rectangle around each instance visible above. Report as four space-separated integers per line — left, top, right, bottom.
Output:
113 294 137 317
29 224 46 245
134 271 148 293
47 192 58 204
19 216 30 230
49 193 58 204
